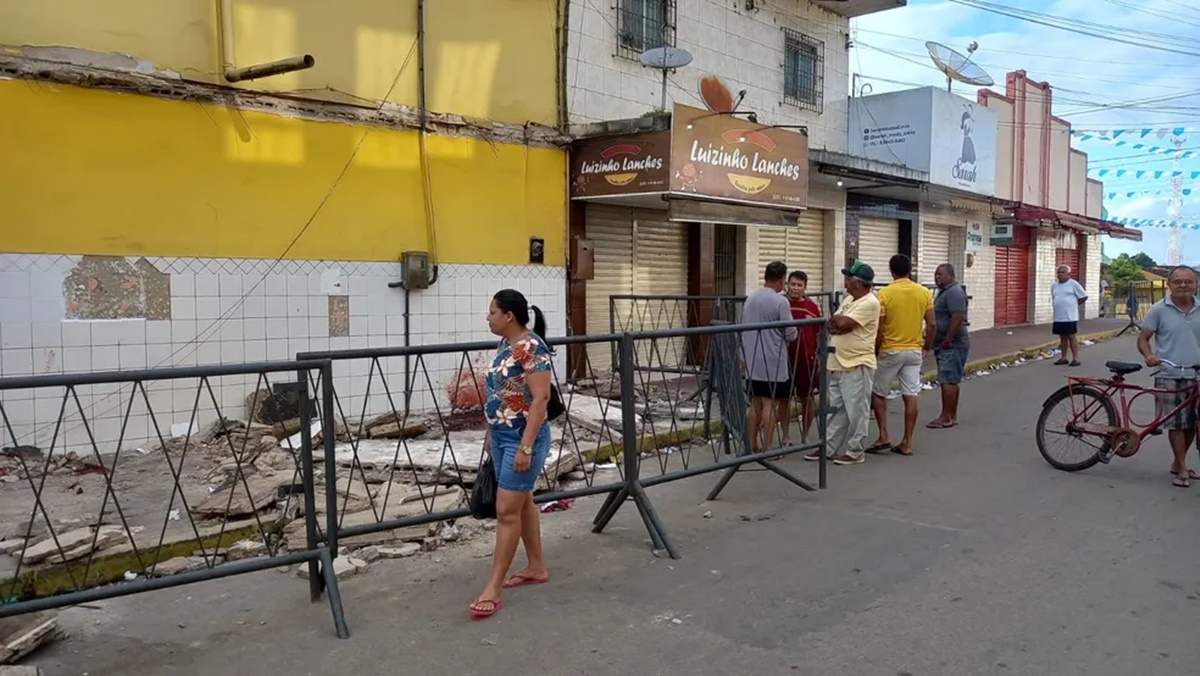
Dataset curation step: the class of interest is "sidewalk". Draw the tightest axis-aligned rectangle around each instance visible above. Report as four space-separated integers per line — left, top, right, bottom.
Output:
920 317 1129 378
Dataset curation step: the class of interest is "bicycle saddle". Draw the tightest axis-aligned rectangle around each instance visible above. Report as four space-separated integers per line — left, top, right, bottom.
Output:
1105 360 1142 375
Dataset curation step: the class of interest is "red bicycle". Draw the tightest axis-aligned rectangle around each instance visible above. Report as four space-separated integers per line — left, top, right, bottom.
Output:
1035 358 1200 472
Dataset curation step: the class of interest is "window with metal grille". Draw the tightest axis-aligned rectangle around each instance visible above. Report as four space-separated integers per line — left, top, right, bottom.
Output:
783 28 824 113
616 0 675 60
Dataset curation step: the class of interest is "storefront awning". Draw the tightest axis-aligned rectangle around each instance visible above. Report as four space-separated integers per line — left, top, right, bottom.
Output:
1005 206 1143 242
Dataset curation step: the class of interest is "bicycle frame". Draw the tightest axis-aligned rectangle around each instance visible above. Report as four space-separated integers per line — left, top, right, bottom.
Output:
1064 370 1200 443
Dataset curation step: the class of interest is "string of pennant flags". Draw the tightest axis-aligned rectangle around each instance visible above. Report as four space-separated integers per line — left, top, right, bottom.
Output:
1110 217 1200 230
1107 188 1194 199
1091 169 1200 180
1071 128 1193 140
1075 136 1196 161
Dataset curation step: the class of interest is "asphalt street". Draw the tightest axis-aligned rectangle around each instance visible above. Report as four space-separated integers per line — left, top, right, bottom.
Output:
28 334 1200 676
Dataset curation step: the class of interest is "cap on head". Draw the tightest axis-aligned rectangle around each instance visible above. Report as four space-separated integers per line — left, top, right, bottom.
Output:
841 259 875 286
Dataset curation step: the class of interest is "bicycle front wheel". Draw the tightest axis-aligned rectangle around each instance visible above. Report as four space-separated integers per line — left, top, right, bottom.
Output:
1035 385 1117 472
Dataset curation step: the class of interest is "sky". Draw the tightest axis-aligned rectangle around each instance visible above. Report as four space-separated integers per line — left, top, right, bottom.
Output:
849 0 1200 264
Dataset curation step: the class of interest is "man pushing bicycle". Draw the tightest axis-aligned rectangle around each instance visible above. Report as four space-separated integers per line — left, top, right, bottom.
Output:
1137 265 1200 488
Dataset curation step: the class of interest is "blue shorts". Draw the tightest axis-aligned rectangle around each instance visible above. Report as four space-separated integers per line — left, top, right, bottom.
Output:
934 347 969 385
489 420 551 492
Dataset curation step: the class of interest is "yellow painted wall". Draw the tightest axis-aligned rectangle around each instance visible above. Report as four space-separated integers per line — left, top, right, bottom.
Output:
0 0 560 126
0 80 566 266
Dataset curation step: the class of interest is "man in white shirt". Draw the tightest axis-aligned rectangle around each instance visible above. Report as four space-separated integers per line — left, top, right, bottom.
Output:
1050 264 1088 366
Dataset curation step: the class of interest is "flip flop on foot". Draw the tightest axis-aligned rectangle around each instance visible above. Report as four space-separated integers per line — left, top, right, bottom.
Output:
469 598 503 619
503 572 549 589
925 420 956 429
1172 475 1191 488
890 445 913 456
864 442 891 455
1069 360 1081 367
1170 468 1200 479
1054 359 1069 365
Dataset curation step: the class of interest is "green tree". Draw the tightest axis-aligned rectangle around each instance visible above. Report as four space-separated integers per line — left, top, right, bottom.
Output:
1130 252 1157 269
1108 253 1144 282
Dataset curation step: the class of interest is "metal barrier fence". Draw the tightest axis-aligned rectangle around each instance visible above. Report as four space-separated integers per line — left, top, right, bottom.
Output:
608 293 838 373
295 316 828 560
0 361 349 638
0 319 828 638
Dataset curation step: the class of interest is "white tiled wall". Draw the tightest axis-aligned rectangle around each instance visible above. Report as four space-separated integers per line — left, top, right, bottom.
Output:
567 0 851 152
0 254 566 455
1032 231 1058 325
1084 234 1101 319
963 239 996 333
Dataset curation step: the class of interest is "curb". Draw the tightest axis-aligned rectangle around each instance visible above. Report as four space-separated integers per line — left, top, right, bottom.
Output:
919 328 1126 384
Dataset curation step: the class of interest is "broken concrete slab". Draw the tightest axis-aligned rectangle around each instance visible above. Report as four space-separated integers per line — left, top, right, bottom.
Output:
0 610 61 666
334 435 580 488
295 556 368 581
224 539 268 562
376 543 421 558
46 525 128 565
191 471 287 518
19 527 95 565
151 556 205 576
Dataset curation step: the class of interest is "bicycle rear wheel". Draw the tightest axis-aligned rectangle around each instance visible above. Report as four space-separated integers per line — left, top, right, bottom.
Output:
1036 384 1116 472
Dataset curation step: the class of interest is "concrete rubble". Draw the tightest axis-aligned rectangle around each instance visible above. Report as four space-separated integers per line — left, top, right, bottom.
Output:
0 375 710 597
0 611 61 666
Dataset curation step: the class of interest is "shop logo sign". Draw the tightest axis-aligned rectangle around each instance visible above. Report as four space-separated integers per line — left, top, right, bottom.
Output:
953 104 978 185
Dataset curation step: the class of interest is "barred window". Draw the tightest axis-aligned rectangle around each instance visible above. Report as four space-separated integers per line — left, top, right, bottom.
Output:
617 0 675 60
783 28 824 114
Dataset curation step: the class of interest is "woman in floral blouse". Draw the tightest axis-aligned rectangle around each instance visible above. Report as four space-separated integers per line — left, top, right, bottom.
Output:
470 289 554 619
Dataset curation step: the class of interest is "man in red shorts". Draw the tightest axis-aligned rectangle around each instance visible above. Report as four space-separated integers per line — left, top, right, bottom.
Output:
781 270 822 446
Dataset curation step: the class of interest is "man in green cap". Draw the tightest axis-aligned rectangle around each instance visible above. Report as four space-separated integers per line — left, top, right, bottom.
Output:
806 260 881 465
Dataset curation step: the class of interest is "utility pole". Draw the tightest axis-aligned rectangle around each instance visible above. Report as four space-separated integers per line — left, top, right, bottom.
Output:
1166 133 1187 265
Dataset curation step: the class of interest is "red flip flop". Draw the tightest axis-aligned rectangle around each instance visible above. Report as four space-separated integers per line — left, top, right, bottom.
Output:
503 573 549 589
469 598 503 619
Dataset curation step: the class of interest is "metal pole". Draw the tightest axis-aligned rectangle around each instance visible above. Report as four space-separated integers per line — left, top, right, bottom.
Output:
817 322 829 489
320 362 340 557
297 371 322 597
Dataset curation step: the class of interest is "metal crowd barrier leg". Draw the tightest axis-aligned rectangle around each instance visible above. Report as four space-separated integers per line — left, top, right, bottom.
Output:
589 335 678 558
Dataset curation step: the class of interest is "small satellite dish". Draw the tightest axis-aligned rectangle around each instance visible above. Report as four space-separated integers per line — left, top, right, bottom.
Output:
639 46 693 70
925 41 994 92
639 46 694 113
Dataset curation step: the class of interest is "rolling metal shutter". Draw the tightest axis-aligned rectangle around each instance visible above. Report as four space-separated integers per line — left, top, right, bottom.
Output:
792 210 826 292
631 212 688 369
857 217 900 280
754 209 826 292
994 225 1032 326
919 223 953 283
584 205 634 372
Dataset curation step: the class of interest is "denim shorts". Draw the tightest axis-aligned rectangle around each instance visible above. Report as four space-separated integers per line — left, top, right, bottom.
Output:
489 420 551 492
934 347 969 385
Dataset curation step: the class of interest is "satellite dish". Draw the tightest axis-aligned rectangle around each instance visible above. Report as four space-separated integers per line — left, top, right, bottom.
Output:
640 46 692 70
640 47 693 113
698 74 734 113
925 41 994 92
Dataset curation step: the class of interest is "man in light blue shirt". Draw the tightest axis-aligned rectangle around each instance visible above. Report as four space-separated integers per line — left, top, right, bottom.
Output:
741 261 798 453
1138 264 1200 487
1050 265 1088 366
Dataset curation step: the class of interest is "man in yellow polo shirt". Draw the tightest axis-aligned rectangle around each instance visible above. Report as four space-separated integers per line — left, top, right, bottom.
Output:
868 254 934 457
805 260 881 465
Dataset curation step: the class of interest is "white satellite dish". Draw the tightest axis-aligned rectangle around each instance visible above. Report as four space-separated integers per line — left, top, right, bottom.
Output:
925 40 994 92
640 46 693 112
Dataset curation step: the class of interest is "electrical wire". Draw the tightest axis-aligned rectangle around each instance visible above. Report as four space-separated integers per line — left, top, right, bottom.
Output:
946 0 1200 58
